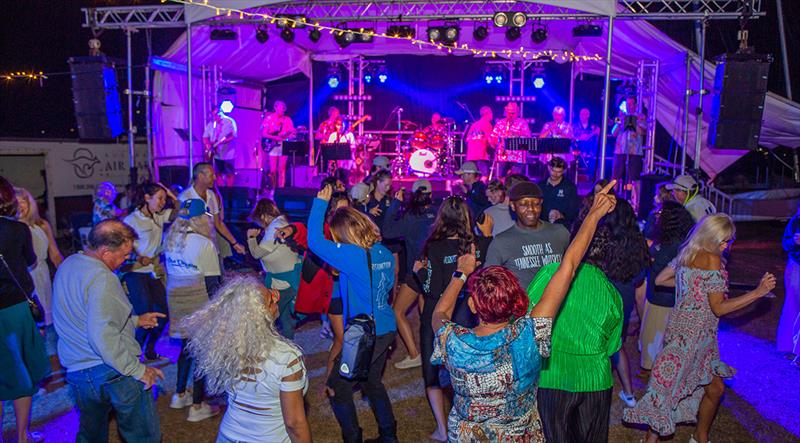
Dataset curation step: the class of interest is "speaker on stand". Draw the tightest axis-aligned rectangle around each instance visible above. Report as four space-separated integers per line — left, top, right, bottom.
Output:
68 56 124 141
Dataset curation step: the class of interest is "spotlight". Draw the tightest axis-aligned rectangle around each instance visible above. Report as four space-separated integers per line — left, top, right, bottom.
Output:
334 27 352 48
275 14 306 29
377 66 388 84
219 100 235 114
533 75 545 89
531 26 548 44
327 66 341 89
427 27 441 42
493 12 509 27
356 28 375 43
280 28 295 43
328 76 340 88
443 26 459 44
485 73 494 84
505 27 521 41
308 28 321 43
255 26 269 44
364 72 373 84
473 25 488 41
511 12 527 28
494 74 503 84
387 25 415 39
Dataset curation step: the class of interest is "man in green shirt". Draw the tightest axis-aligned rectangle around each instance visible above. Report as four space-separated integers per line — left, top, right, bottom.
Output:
528 260 623 443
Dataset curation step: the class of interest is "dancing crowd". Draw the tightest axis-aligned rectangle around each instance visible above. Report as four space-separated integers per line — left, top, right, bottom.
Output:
2 154 796 443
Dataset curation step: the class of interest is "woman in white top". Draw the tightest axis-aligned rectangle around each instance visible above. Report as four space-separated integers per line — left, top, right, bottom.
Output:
164 199 222 422
121 183 178 359
182 276 311 443
15 187 63 326
247 198 302 339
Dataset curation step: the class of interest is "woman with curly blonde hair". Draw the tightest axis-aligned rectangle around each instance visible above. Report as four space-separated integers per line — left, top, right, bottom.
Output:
183 276 310 443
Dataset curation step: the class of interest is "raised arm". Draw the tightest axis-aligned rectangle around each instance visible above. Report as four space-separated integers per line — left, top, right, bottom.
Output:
709 272 775 317
530 180 617 318
307 186 360 272
431 247 477 331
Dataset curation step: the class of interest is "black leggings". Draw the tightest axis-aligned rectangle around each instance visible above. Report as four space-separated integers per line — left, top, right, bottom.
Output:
537 387 612 443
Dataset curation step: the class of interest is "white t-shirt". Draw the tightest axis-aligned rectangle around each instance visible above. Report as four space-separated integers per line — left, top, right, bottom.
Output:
203 115 238 161
219 341 307 443
165 232 221 277
123 208 172 274
685 196 716 222
249 216 300 291
179 185 220 217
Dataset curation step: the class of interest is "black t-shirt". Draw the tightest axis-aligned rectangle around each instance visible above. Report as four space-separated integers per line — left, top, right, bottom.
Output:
366 194 393 227
647 242 680 307
0 217 36 309
467 181 491 218
416 237 492 302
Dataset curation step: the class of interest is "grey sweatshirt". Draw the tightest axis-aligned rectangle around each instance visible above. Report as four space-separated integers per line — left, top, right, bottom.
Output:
52 253 145 379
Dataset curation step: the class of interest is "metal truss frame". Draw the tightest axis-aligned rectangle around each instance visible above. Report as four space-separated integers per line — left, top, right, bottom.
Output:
81 1 764 30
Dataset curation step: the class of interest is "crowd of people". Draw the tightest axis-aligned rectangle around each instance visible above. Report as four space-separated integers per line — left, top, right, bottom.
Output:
0 155 794 443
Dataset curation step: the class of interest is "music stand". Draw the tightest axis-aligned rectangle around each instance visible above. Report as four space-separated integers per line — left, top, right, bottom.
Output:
283 141 309 188
174 128 200 158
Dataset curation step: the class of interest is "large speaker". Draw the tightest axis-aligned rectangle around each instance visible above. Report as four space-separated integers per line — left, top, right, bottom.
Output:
218 186 259 224
69 56 124 140
707 53 772 151
274 187 317 223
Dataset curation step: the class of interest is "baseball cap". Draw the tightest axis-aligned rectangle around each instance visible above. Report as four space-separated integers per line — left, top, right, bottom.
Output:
412 179 432 193
665 175 698 192
508 181 543 201
179 199 211 219
349 182 371 202
455 161 480 175
372 156 390 169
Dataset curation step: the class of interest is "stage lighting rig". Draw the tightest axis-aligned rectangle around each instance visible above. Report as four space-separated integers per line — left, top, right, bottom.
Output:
387 25 415 39
531 25 548 44
308 28 321 43
493 12 526 28
427 25 459 45
377 66 388 84
506 27 521 41
492 12 509 27
255 25 269 44
427 27 441 42
511 12 527 27
473 25 488 41
275 14 306 29
280 28 295 43
219 100 235 114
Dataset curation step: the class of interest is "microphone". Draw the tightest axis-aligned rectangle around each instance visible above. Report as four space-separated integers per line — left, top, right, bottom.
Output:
397 107 404 113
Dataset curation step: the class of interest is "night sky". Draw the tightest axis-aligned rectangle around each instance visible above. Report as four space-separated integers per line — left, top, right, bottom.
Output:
0 0 797 139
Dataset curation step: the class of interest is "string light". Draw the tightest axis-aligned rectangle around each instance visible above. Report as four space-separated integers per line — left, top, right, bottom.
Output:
170 0 603 63
1 71 48 86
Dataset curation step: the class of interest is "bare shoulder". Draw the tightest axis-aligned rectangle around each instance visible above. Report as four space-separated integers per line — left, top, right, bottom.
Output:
691 251 722 271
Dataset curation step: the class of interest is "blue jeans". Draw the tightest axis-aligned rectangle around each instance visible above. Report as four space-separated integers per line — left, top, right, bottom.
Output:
66 364 160 443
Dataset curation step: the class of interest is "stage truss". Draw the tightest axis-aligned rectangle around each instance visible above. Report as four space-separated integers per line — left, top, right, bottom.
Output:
82 0 764 29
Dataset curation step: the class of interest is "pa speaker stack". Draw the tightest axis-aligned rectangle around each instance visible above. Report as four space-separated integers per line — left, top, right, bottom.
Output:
707 52 772 151
68 56 125 141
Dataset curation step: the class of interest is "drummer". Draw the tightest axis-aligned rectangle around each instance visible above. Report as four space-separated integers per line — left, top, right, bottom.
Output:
421 112 448 149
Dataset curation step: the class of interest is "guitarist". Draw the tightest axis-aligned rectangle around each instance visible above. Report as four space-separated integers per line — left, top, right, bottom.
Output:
315 106 342 142
465 105 494 176
202 107 238 187
260 100 296 189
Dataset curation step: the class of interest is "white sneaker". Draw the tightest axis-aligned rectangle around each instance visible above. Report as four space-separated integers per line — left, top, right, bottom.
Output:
688 436 711 443
169 392 194 409
619 390 637 408
394 354 422 370
187 403 221 422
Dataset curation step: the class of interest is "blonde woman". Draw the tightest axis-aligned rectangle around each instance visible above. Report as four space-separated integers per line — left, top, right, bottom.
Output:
183 276 311 443
624 214 776 443
164 199 221 422
15 187 63 326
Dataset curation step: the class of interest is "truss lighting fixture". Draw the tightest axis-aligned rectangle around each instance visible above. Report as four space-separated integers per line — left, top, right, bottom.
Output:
275 14 305 29
280 28 295 43
219 100 235 114
377 66 388 84
492 12 509 27
308 28 321 43
473 25 488 41
532 75 546 89
427 26 459 45
387 25 415 39
511 12 527 27
531 26 548 44
427 27 441 42
506 27 521 41
484 66 503 85
255 25 269 44
327 66 341 89
364 72 373 84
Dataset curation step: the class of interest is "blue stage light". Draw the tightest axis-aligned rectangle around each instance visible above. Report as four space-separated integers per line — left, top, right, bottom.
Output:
533 75 545 89
328 75 340 88
494 74 503 84
364 73 373 84
219 100 235 113
378 73 387 83
485 74 494 84
619 100 628 113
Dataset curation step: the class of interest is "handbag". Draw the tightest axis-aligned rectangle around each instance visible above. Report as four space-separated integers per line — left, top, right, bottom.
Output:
338 248 377 381
0 253 44 323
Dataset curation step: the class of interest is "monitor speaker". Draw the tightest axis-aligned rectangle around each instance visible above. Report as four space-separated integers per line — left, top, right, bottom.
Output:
707 53 771 151
69 56 125 141
218 186 259 224
274 187 317 222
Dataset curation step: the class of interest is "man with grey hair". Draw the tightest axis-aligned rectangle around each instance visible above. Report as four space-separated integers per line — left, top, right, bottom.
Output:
53 219 165 442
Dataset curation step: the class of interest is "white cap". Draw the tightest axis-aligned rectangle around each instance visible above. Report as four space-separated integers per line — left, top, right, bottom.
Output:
412 179 432 193
666 175 698 192
455 161 480 175
349 182 371 202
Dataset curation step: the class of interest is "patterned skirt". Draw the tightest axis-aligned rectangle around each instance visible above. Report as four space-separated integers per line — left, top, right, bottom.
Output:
167 275 209 339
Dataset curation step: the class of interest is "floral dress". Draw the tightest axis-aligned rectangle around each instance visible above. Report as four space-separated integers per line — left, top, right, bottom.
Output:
432 316 553 442
623 265 734 435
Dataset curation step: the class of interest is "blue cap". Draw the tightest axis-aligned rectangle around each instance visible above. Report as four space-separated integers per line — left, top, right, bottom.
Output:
179 199 209 219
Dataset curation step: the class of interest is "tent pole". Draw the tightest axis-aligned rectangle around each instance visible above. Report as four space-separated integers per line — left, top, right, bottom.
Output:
309 61 314 167
599 16 615 179
187 22 194 176
145 62 152 179
693 19 706 172
126 29 136 185
681 52 691 175
568 61 575 126
776 0 793 100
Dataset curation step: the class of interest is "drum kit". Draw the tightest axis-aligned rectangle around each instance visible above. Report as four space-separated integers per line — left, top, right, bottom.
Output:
391 118 457 177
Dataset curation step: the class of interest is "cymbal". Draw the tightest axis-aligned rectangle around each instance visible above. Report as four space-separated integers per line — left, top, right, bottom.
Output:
439 117 456 124
400 120 418 129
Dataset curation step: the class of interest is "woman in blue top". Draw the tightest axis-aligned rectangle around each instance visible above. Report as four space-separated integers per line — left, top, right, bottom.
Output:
308 185 399 443
430 180 617 442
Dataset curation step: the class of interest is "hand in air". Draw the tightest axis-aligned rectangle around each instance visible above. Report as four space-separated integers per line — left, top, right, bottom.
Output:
756 272 777 297
476 213 494 237
317 185 333 202
589 180 617 216
456 244 479 277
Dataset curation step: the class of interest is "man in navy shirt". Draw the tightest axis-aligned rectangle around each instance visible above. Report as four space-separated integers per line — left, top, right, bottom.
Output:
455 161 490 217
539 156 579 227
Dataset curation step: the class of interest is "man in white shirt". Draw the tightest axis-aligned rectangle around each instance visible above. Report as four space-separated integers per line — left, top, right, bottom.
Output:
179 163 246 261
203 108 238 187
666 174 716 222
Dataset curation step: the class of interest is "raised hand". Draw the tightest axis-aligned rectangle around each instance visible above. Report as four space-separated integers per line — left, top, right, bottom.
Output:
756 272 777 297
476 212 494 237
317 185 333 201
589 180 617 216
456 244 479 277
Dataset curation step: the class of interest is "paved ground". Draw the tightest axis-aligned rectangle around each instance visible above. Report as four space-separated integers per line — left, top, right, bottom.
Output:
3 221 799 443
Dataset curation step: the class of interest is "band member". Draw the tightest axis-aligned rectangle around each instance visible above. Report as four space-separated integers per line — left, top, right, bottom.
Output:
490 102 531 176
539 106 573 139
572 108 601 178
260 100 296 189
422 112 448 150
316 106 341 141
325 118 356 185
466 106 494 176
202 107 237 187
611 96 647 208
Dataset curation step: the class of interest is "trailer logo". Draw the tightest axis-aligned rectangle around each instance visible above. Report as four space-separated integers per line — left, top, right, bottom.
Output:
65 148 101 179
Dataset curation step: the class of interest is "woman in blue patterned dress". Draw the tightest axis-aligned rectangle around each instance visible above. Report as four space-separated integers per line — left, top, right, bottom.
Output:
430 180 618 442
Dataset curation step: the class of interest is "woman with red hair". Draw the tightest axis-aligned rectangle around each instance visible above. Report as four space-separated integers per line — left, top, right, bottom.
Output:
430 181 617 442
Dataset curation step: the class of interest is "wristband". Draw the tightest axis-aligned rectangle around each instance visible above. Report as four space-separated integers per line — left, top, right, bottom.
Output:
452 271 467 283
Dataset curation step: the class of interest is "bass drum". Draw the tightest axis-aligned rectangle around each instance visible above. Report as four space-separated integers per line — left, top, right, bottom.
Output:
409 148 438 176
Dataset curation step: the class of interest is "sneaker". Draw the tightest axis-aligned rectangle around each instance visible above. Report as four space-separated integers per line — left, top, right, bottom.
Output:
689 435 710 443
170 392 194 409
393 354 422 370
187 403 221 422
618 390 637 408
